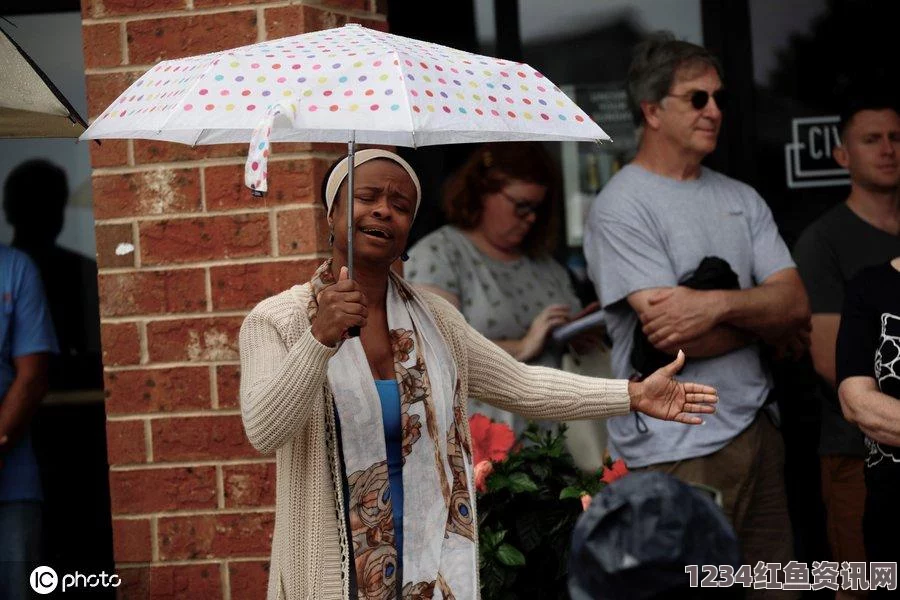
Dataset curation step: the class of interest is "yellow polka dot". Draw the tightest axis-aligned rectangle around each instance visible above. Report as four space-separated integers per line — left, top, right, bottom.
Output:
483 70 491 76
426 105 435 112
349 104 359 111
473 94 481 101
422 75 432 83
226 103 235 111
257 76 266 83
283 90 292 97
469 81 478 88
303 90 313 97
379 74 388 81
318 77 328 84
520 85 529 91
353 61 363 68
556 99 565 107
524 112 532 119
230 61 239 68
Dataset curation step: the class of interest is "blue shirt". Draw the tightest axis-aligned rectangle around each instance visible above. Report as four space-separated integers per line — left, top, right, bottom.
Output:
0 246 59 502
375 379 403 565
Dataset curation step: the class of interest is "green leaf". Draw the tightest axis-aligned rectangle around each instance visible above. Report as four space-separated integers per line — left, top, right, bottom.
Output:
559 486 585 500
496 543 526 567
507 473 539 493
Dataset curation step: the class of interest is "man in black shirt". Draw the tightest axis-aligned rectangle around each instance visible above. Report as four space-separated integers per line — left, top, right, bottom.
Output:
837 258 900 573
793 95 900 575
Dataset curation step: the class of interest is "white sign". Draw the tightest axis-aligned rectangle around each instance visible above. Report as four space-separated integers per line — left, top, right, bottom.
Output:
784 116 850 188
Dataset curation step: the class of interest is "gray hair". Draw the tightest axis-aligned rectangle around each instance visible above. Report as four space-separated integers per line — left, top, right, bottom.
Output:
626 31 723 125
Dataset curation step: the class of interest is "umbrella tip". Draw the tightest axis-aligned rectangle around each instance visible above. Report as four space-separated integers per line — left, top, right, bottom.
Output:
251 189 266 198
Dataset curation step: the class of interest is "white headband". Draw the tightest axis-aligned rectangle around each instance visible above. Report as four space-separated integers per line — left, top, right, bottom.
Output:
324 149 422 218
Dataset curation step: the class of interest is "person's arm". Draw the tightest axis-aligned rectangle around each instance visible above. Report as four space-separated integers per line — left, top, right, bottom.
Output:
809 313 840 387
239 299 338 454
629 287 755 358
426 296 716 423
0 354 50 467
717 268 811 341
412 283 569 362
838 377 900 446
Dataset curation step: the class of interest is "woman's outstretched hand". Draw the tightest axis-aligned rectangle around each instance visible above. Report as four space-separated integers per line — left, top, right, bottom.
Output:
627 350 718 424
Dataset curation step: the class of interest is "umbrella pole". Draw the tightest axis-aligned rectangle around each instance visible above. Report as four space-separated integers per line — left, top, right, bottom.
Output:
347 131 355 279
346 131 361 338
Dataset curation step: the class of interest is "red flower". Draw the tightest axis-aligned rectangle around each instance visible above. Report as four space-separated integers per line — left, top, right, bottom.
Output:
600 458 629 484
474 460 494 493
468 413 515 465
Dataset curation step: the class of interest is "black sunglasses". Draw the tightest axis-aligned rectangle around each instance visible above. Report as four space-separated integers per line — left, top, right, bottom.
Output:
499 190 542 218
668 89 727 111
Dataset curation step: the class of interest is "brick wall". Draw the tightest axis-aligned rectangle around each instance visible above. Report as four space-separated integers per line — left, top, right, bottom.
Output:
81 2 386 598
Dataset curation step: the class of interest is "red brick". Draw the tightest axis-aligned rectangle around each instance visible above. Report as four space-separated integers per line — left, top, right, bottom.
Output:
140 215 270 266
205 159 329 212
151 415 257 462
228 561 269 600
276 207 330 255
150 564 223 600
320 0 368 10
223 463 276 508
95 223 135 269
89 138 129 168
216 365 240 409
101 322 142 366
265 5 386 39
194 0 266 8
86 72 141 119
109 467 217 514
93 170 201 220
116 567 150 600
146 317 242 363
210 260 318 310
83 23 122 69
127 12 257 65
158 513 274 560
83 0 185 19
106 420 147 465
112 518 152 562
105 367 211 414
99 270 206 317
133 141 246 165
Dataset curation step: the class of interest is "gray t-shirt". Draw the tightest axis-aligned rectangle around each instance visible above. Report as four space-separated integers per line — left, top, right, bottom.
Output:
583 164 795 467
793 202 900 457
406 225 580 433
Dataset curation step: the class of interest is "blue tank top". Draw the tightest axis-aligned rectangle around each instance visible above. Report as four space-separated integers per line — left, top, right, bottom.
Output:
375 379 404 566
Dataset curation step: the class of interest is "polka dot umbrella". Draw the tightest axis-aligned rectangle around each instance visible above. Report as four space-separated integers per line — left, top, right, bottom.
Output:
80 23 610 277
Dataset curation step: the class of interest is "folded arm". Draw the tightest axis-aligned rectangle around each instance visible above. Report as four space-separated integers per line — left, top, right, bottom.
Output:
629 288 754 358
838 376 900 447
239 307 337 454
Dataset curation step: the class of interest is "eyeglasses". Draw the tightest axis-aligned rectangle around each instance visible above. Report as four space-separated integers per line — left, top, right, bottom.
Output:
667 89 727 111
498 190 542 218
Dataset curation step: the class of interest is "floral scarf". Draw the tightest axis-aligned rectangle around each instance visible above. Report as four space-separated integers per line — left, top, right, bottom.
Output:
308 260 477 600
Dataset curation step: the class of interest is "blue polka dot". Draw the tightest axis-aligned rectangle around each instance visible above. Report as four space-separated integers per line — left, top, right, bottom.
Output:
459 107 467 114
339 76 347 83
487 83 495 89
390 104 400 111
558 114 567 120
215 74 224 81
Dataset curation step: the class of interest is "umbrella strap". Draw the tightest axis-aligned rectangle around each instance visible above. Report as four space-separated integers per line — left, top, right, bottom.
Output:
245 102 298 196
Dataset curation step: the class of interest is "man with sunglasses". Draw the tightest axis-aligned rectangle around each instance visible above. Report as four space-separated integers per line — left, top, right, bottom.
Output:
584 32 810 591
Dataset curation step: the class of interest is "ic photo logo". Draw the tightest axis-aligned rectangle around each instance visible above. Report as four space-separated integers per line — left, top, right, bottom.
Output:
30 565 121 595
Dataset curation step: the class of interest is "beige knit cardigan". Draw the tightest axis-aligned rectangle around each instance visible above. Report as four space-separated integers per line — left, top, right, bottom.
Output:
239 283 632 600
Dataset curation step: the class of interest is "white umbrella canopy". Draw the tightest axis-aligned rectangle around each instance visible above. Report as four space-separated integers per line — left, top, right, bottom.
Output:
79 23 609 150
0 25 87 138
80 23 611 279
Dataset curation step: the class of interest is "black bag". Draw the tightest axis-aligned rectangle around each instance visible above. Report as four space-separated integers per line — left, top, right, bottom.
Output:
630 256 740 376
568 471 742 600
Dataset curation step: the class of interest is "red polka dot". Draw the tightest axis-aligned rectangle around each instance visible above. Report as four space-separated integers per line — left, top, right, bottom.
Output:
370 104 379 111
183 104 193 111
242 90 251 96
507 110 516 118
443 106 451 113
413 106 421 112
323 90 333 96
251 161 259 171
541 113 550 120
491 109 500 117
575 115 584 122
330 104 339 112
365 89 375 96
220 90 230 96
420 62 428 69
205 104 214 110
309 105 318 111
517 71 526 78
475 108 483 115
272 63 281 69
488 96 497 102
199 89 208 95
344 90 353 96
500 71 509 77
247 104 256 111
